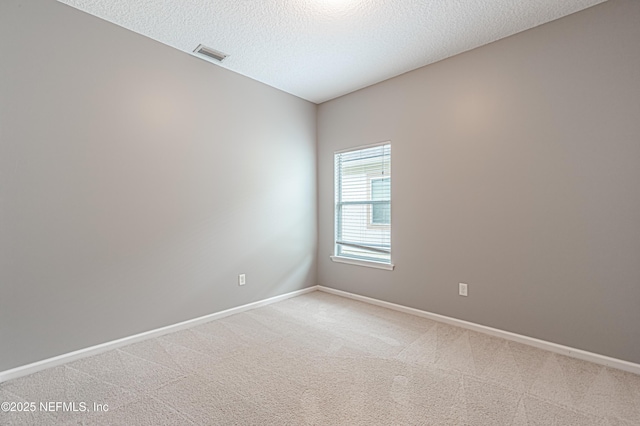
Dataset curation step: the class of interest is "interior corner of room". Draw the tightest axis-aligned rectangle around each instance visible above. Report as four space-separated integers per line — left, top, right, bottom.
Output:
1 0 639 384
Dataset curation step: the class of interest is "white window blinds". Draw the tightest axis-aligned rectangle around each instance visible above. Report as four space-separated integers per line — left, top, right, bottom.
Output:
334 143 391 264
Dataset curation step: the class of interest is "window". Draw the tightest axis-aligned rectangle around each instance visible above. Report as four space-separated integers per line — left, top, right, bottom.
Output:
332 142 393 269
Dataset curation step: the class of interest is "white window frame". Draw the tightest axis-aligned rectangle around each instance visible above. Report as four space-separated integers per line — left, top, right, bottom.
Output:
331 141 394 271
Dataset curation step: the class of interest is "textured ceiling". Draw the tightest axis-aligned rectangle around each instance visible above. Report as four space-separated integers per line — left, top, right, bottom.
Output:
58 0 606 104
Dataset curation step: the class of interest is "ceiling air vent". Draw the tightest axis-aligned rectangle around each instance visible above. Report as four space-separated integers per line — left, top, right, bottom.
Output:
194 44 228 62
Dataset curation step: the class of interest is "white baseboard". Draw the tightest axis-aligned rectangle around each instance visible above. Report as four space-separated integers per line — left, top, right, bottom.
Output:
317 286 640 375
4 284 637 383
0 286 318 383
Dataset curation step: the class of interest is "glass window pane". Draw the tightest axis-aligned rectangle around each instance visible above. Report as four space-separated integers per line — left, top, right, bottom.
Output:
334 143 391 263
371 178 390 225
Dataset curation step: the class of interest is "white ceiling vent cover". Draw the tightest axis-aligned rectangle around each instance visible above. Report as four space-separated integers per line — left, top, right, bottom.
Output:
194 44 228 62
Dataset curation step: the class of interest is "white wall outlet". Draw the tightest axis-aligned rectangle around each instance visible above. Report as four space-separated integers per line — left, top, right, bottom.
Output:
238 274 246 286
459 283 468 297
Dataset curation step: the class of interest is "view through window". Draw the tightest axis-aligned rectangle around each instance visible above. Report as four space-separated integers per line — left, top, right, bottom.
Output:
334 143 391 264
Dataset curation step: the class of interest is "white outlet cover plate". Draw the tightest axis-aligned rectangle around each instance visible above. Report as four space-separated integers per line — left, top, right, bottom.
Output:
459 283 468 296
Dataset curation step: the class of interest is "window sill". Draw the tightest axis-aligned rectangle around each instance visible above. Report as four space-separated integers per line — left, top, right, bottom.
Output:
330 256 395 271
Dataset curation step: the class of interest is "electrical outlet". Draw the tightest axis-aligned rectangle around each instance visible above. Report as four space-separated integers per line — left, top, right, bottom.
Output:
459 283 468 297
238 274 246 286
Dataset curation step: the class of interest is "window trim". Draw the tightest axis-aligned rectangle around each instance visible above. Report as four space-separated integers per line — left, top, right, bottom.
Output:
334 141 391 154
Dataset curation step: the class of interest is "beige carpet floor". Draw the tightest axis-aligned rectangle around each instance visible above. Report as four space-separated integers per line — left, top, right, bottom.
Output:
1 291 639 425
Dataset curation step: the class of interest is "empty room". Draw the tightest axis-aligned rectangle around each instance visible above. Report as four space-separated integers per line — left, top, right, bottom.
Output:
1 0 639 424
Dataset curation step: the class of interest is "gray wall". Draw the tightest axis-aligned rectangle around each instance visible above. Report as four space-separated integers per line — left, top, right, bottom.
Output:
318 0 640 364
0 0 317 371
